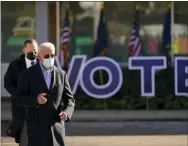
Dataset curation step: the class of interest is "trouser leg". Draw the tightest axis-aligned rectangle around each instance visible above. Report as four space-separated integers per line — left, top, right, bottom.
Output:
19 121 28 146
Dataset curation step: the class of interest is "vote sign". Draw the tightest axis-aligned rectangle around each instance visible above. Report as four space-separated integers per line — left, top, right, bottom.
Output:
58 55 188 98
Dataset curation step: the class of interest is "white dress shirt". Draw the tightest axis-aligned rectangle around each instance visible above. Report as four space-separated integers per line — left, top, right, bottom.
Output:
25 57 37 69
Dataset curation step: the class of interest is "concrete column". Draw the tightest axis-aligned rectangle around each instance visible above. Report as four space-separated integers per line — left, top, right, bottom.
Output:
36 2 49 44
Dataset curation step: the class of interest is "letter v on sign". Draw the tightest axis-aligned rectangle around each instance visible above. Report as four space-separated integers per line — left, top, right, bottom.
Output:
67 55 87 94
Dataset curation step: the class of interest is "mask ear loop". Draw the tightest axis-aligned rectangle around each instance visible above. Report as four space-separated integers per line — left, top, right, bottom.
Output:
33 51 37 56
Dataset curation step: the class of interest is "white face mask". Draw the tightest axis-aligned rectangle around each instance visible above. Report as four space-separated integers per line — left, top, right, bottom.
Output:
42 58 54 69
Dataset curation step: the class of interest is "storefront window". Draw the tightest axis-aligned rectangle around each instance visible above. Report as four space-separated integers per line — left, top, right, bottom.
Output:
60 2 94 59
59 2 188 64
104 2 170 64
174 2 188 55
1 2 36 63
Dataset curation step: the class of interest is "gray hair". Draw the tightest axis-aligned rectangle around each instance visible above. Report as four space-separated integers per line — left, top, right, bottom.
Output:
38 42 55 53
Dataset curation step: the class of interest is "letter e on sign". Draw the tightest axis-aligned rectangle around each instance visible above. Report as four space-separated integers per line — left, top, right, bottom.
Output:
175 56 188 97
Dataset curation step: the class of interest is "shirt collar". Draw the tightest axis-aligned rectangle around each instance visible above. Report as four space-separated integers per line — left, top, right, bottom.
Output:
25 57 37 63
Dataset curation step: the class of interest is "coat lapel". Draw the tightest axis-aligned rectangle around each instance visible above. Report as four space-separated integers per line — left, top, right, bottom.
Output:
19 54 39 71
18 54 27 71
50 66 58 91
36 63 49 91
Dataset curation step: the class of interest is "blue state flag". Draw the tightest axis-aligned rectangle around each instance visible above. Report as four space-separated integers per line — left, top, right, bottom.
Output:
162 6 171 63
93 5 108 57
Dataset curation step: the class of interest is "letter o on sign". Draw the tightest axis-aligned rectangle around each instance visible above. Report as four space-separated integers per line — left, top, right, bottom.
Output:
80 57 123 98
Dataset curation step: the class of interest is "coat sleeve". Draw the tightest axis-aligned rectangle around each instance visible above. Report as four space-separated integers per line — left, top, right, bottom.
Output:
61 73 75 121
4 62 17 96
13 71 39 108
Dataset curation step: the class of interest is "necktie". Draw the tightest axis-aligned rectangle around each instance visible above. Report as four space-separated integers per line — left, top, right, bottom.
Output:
31 61 35 66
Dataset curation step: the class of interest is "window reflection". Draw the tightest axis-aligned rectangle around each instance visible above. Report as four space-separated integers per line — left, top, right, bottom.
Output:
105 2 169 63
60 2 94 59
1 2 36 63
174 2 188 55
59 2 188 64
13 17 35 37
16 19 32 28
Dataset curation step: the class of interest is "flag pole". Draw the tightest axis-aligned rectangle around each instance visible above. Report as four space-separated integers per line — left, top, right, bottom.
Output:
93 2 108 109
135 3 150 110
99 2 104 86
93 2 104 85
55 1 62 68
99 2 108 109
170 1 174 66
93 2 99 41
56 1 60 56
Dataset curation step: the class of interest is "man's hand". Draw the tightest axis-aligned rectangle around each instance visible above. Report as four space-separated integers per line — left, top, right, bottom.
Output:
37 93 47 105
59 112 67 121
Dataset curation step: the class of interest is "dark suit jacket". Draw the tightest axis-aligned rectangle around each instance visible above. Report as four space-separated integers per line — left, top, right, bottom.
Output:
4 54 26 96
4 54 27 142
13 63 75 146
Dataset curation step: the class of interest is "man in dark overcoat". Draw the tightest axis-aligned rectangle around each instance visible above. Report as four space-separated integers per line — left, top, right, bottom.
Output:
4 39 38 145
13 42 75 146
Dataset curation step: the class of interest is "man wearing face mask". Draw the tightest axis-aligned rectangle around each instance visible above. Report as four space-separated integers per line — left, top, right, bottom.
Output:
4 39 38 146
13 42 75 146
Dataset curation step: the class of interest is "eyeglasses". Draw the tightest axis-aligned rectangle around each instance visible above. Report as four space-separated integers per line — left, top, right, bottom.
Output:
44 54 55 59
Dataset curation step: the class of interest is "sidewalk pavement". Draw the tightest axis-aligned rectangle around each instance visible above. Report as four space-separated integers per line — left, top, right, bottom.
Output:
2 135 188 146
1 101 188 121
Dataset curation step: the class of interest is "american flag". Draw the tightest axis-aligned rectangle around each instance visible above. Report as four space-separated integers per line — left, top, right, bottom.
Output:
61 9 70 46
128 7 141 56
58 7 70 70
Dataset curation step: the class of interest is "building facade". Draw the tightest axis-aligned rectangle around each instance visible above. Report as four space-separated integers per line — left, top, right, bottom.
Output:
1 1 188 98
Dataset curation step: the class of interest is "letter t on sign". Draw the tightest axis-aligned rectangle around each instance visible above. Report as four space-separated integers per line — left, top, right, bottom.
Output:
128 56 167 97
